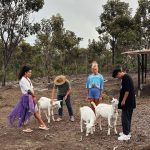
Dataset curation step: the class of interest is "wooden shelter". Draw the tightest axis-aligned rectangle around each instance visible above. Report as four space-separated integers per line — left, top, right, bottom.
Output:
122 49 150 96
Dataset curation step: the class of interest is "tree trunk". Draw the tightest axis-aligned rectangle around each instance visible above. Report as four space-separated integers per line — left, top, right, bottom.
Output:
111 37 117 65
61 52 64 74
1 64 6 86
75 59 77 78
112 40 115 65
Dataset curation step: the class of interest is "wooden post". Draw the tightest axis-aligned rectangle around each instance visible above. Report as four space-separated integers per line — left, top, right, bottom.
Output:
144 54 147 83
141 54 144 89
138 54 141 96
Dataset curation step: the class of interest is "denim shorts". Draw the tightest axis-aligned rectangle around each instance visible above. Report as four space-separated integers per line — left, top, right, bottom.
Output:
88 88 100 99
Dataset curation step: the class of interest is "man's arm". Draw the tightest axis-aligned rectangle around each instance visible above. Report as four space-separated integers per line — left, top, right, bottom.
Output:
121 91 129 106
51 87 56 102
64 87 71 100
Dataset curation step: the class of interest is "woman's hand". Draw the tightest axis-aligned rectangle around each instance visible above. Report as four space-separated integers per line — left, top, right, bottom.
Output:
32 95 36 101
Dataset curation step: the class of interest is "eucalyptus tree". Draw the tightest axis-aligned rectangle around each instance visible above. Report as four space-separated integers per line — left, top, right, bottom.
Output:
9 41 34 78
50 14 82 73
63 31 82 62
35 18 54 75
50 14 64 50
110 15 137 63
0 0 44 86
134 0 150 49
49 14 66 73
88 34 109 67
97 0 132 64
0 40 3 77
34 13 83 74
63 30 83 74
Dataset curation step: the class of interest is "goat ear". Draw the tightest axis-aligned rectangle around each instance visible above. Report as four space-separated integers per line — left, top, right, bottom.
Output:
111 100 114 103
59 100 63 102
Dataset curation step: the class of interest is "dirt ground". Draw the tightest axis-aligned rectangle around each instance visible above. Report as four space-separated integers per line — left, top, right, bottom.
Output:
0 73 150 150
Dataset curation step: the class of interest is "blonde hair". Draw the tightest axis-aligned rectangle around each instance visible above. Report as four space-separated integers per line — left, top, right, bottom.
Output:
91 61 98 69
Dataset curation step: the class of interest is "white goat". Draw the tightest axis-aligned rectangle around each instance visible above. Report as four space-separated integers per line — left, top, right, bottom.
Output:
80 106 96 136
38 97 62 123
91 98 119 135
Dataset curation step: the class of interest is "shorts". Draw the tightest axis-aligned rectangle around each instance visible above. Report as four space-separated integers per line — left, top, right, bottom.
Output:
88 88 100 99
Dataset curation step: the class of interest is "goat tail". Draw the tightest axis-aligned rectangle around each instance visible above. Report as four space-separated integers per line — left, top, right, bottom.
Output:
91 101 96 109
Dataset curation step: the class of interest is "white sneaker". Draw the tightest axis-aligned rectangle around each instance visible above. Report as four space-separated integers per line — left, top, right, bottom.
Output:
118 134 130 141
119 132 123 136
70 116 75 122
119 132 131 138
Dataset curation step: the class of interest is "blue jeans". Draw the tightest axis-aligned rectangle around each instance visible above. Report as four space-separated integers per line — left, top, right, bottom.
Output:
57 95 73 117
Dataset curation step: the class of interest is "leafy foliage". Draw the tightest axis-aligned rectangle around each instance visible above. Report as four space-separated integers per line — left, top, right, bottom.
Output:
0 0 44 85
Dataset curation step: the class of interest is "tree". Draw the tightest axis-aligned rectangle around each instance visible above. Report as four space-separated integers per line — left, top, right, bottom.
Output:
88 34 109 69
97 0 131 64
63 31 82 74
0 0 44 86
50 14 82 74
134 0 150 49
50 14 64 50
35 18 53 75
34 14 83 75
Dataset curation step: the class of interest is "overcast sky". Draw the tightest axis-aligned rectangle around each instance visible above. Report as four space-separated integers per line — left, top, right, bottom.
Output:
27 0 138 48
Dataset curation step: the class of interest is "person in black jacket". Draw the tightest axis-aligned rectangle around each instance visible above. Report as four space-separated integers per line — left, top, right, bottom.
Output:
112 68 136 141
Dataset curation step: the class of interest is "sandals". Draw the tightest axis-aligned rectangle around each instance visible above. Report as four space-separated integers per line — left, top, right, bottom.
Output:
56 117 62 122
23 128 33 133
23 126 49 132
39 125 49 130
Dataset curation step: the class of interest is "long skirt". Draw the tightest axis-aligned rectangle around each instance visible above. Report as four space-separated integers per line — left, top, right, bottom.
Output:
8 94 35 127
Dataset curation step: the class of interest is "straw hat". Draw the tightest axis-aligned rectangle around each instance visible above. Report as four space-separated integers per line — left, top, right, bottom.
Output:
54 75 66 85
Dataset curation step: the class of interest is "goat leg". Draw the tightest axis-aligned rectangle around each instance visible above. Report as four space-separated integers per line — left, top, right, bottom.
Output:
51 108 55 121
114 112 118 134
80 119 83 133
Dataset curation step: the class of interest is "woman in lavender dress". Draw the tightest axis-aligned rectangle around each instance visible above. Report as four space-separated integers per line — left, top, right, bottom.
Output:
8 66 48 132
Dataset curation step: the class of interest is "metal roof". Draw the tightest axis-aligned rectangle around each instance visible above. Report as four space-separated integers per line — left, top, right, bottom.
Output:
122 49 150 55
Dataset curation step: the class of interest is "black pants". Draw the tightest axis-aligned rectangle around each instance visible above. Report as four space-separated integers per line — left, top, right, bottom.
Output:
121 108 133 135
57 95 73 117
